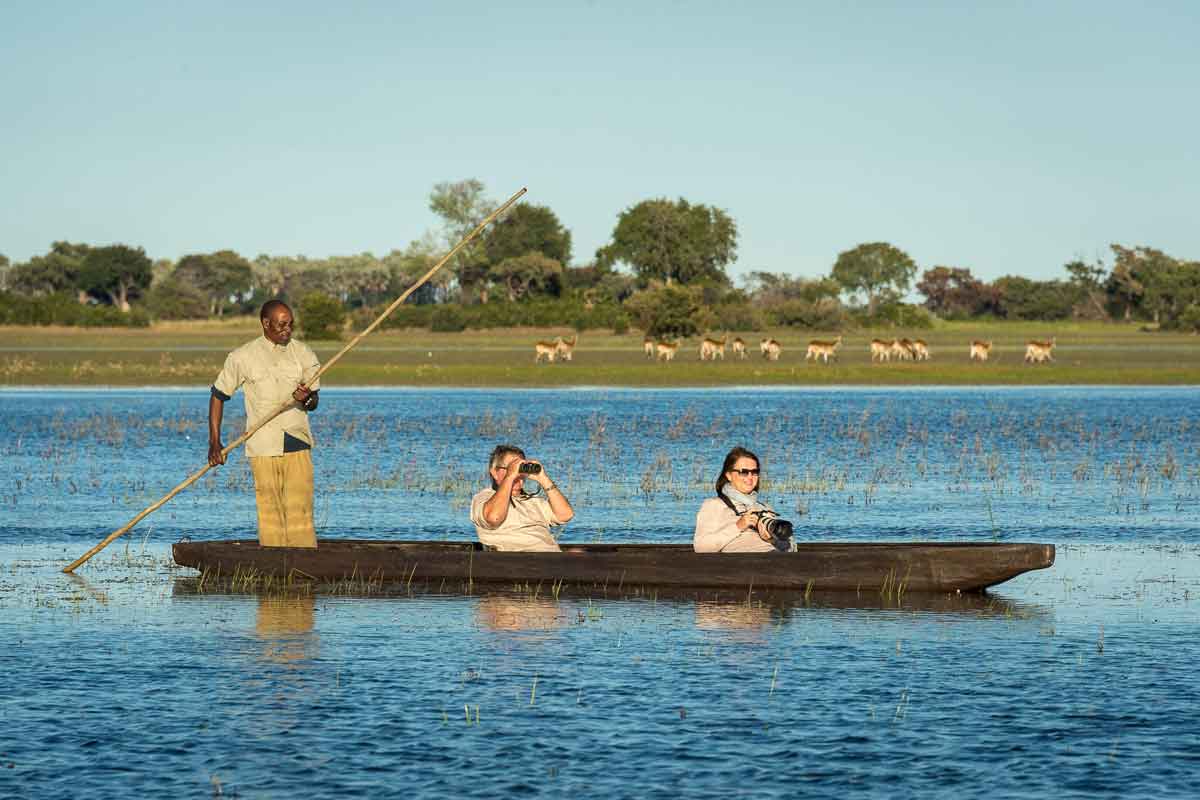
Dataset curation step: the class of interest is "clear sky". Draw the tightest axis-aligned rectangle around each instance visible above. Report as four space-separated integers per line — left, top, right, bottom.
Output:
2 1 1196 284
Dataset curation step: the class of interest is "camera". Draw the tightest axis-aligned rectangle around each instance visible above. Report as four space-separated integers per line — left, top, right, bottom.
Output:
518 463 541 474
758 513 793 542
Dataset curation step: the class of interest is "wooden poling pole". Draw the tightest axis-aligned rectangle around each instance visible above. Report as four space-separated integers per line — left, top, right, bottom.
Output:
62 186 527 574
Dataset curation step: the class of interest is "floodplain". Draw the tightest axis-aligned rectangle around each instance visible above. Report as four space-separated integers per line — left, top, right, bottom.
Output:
1 319 1198 386
1 386 1198 797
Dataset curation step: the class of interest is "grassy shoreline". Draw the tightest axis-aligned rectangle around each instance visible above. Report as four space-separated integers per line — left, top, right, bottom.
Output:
2 319 1198 386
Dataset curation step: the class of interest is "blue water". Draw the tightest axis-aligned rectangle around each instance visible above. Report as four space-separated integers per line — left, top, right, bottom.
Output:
1 387 1199 799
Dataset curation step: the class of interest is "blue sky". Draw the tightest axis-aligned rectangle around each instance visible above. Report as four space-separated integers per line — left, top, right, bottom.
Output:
2 1 1196 284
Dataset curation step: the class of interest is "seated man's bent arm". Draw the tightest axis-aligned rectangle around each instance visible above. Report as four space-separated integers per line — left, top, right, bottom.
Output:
481 491 511 528
546 486 573 524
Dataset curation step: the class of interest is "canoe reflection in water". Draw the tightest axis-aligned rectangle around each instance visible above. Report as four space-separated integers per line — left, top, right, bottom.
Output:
255 595 319 666
694 601 775 643
475 595 564 632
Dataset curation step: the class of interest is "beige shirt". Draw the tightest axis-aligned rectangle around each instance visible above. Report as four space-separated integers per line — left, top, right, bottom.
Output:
212 336 321 458
470 489 564 552
694 497 777 553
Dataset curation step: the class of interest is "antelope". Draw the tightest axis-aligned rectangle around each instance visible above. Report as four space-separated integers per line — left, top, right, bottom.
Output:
699 334 727 361
556 334 577 362
805 335 842 364
655 340 680 362
1024 337 1055 364
534 338 559 364
888 339 911 361
912 339 931 361
761 338 782 361
732 337 747 359
969 340 992 362
643 337 655 359
870 338 892 362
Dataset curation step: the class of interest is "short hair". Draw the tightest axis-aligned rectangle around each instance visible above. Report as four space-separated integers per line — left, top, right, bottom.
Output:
488 444 525 490
260 299 290 321
715 446 760 496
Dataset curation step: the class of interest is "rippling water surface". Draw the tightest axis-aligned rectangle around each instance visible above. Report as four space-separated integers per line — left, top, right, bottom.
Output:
1 387 1198 799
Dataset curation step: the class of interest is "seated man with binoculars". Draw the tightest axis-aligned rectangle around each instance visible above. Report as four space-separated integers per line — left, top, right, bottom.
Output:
694 446 794 553
471 444 575 552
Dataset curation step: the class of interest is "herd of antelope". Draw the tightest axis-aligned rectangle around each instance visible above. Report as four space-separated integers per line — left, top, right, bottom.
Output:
869 337 930 362
535 334 1061 364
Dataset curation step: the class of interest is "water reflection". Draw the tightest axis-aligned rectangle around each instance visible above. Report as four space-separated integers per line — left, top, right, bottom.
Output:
694 601 775 643
254 595 319 667
65 573 110 606
475 595 564 632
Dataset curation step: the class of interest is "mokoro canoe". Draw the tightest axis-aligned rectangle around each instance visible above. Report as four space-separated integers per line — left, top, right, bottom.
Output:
172 539 1055 593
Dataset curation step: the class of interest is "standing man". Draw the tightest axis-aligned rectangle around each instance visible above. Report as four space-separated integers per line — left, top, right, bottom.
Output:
209 300 322 548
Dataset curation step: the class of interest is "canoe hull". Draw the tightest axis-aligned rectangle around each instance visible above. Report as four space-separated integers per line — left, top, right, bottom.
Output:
171 539 1055 593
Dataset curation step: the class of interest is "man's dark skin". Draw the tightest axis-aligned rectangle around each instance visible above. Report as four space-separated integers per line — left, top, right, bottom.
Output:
208 303 318 467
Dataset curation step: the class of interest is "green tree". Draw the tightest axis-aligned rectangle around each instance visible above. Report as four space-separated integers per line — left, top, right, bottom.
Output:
1105 248 1145 321
1064 259 1109 320
78 244 152 311
326 253 393 307
745 272 842 305
485 204 572 266
597 198 737 286
489 253 564 301
1179 303 1200 333
1107 245 1200 327
563 262 636 306
743 272 845 329
0 253 9 291
830 242 917 317
993 276 1075 320
915 266 1000 318
297 291 346 339
430 179 493 303
9 242 91 300
382 238 452 305
174 250 254 316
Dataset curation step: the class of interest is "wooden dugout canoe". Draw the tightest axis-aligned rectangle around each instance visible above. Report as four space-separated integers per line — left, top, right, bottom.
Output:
172 540 1055 593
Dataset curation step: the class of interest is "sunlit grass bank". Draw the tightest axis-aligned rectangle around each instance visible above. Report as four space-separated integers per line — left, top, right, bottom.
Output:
1 319 1197 385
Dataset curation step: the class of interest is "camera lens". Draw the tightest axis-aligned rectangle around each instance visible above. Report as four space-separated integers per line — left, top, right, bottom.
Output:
765 518 794 540
518 463 541 474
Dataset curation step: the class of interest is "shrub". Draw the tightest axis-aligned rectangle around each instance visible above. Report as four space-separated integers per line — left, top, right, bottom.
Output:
709 301 765 331
767 298 849 330
0 291 149 327
297 292 346 339
144 278 209 320
623 284 704 338
431 305 467 332
1176 304 1200 333
368 298 630 333
853 302 933 329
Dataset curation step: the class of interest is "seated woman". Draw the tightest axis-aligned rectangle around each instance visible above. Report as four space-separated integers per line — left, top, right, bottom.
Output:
470 444 574 552
694 447 792 553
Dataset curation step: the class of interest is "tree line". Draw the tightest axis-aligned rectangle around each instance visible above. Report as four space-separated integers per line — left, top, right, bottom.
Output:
1 179 1197 336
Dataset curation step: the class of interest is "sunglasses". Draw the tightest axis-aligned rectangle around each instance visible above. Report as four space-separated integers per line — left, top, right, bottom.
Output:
730 468 760 477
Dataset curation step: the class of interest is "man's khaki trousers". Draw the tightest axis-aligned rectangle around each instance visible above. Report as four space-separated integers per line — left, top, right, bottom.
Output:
249 450 317 548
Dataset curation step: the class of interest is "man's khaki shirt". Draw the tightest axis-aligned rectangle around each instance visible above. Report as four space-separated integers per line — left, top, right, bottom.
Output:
212 336 321 458
470 489 563 552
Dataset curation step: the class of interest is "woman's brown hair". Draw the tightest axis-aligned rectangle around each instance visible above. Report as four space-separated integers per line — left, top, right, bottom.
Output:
714 446 760 497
